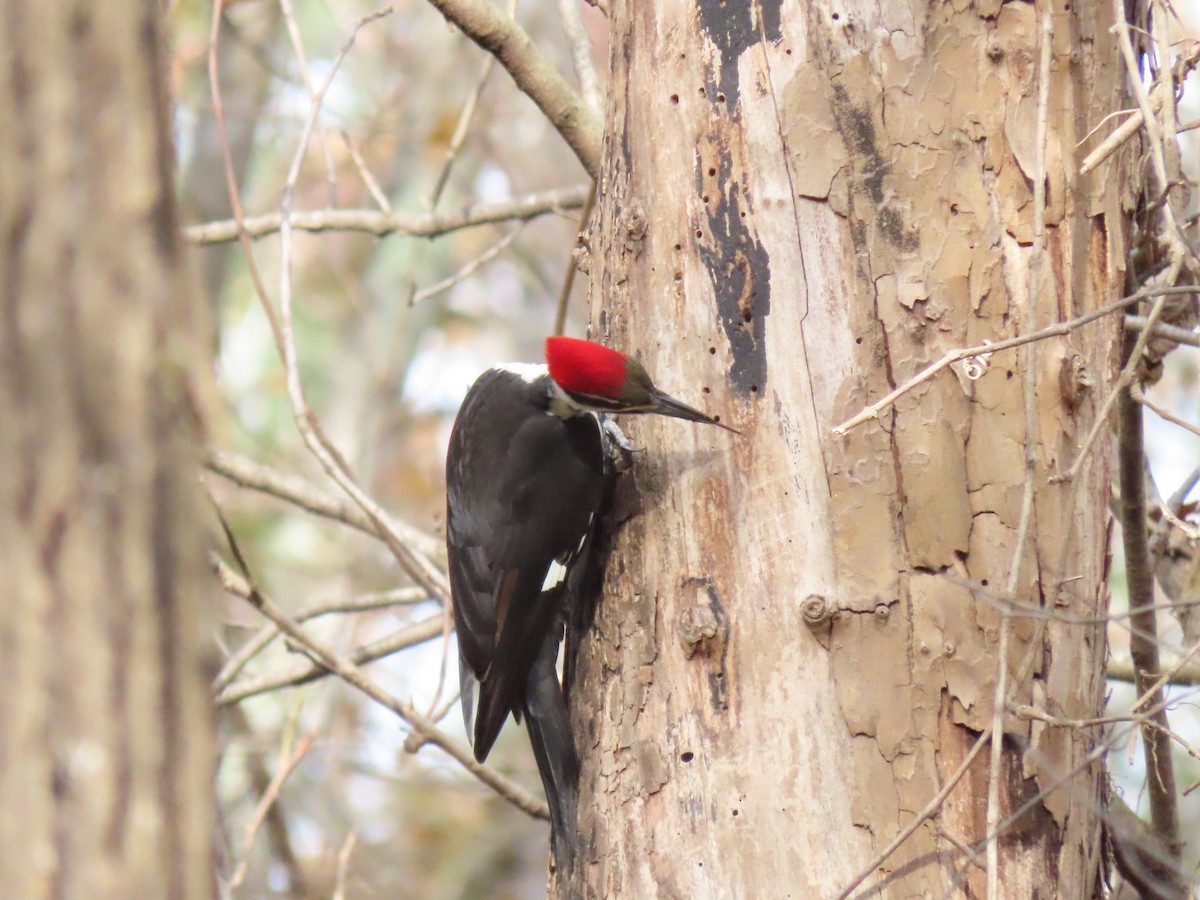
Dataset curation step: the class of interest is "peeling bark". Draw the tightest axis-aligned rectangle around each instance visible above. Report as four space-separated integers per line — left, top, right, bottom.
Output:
0 2 216 896
563 2 1125 896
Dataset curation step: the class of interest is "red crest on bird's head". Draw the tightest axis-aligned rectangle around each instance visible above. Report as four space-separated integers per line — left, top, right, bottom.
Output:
545 337 628 400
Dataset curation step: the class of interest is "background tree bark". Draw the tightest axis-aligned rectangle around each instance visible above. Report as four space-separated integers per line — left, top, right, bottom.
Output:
565 2 1127 896
0 2 216 897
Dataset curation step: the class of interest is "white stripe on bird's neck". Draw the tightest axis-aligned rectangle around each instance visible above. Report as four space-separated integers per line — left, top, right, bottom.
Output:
547 378 590 420
495 362 547 383
495 361 591 420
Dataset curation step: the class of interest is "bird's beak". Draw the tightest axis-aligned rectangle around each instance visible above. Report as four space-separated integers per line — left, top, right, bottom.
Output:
646 388 741 434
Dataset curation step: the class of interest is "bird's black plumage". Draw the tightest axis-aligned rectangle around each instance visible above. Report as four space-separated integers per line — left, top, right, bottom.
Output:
445 365 608 867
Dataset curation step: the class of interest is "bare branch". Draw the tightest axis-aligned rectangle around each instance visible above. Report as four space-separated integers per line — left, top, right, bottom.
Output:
331 829 358 900
1113 0 1196 268
831 286 1199 437
268 11 454 620
206 0 279 332
412 223 526 304
1134 384 1200 440
1124 315 1200 348
221 703 310 894
212 555 427 692
424 0 516 211
557 0 603 118
340 130 392 214
1051 271 1178 485
205 448 444 561
249 596 547 818
422 0 602 175
228 730 315 891
835 729 992 899
215 611 444 705
277 0 338 204
184 184 590 244
553 182 597 335
1131 632 1200 711
1108 790 1190 900
212 510 548 819
1079 41 1200 176
1118 369 1182 875
987 729 1147 874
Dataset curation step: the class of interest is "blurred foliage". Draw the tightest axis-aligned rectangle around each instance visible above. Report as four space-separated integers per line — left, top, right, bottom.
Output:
179 1 602 896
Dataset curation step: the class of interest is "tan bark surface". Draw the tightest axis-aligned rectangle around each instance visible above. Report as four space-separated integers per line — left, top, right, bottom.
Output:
564 2 1127 896
0 3 216 897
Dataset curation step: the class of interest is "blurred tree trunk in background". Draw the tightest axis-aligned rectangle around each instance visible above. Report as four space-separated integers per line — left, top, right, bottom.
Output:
564 2 1128 896
0 2 216 897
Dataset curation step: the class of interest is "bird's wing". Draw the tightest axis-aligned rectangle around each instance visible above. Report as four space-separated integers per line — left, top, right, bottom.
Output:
461 411 604 761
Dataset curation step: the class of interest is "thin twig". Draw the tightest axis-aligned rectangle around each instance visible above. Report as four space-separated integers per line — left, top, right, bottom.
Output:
943 571 1200 695
838 608 1091 897
1113 0 1198 271
960 719 1188 897
1011 686 1200 728
332 829 359 900
1130 631 1200 714
212 556 426 692
831 286 1199 437
423 588 455 722
273 8 455 614
1134 383 1200 439
1079 41 1200 176
425 0 515 212
428 52 496 208
228 730 316 891
553 181 597 335
1156 502 1200 542
207 0 280 349
278 0 338 205
204 448 444 561
1077 105 1138 152
1124 315 1200 347
839 562 1094 896
411 223 525 304
1150 463 1200 570
216 609 445 706
185 184 590 244
339 130 392 214
212 510 549 820
1165 464 1200 512
1050 271 1179 485
1145 716 1200 770
949 566 1200 629
422 0 602 175
835 729 992 899
221 703 309 895
557 0 603 118
966 726 1143 891
938 827 986 873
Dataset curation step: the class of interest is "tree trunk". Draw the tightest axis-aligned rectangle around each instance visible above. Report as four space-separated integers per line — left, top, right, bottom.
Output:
564 2 1126 896
0 3 216 897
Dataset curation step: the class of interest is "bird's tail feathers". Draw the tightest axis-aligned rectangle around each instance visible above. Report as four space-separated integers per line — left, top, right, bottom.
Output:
459 658 479 748
471 568 560 761
522 619 579 873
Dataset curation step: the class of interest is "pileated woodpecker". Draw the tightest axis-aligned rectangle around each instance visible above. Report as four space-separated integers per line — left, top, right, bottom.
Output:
445 336 733 866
